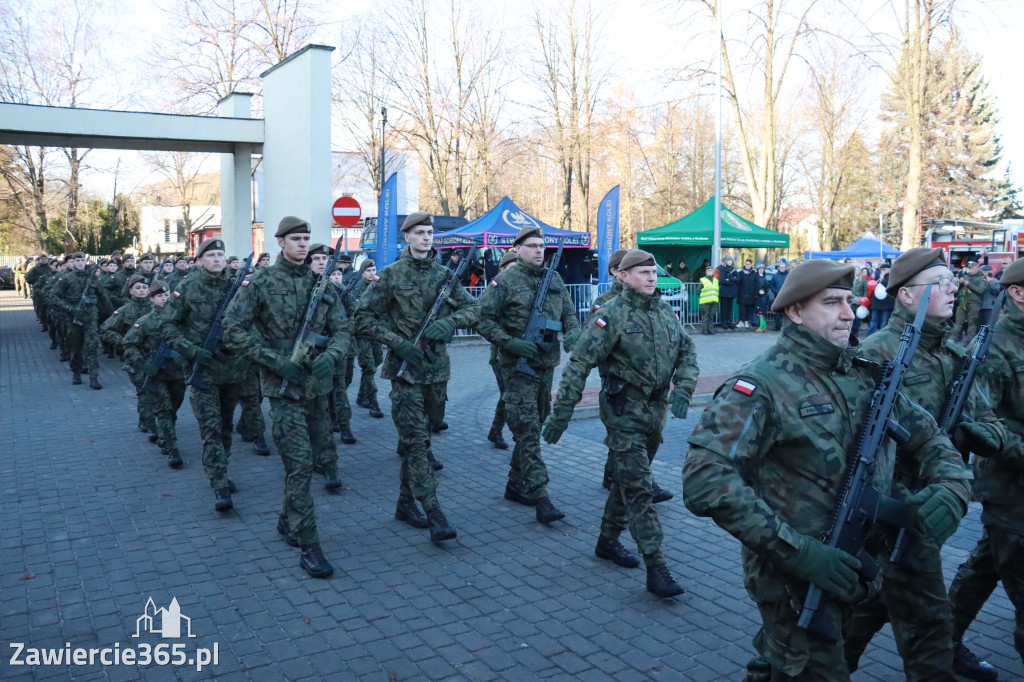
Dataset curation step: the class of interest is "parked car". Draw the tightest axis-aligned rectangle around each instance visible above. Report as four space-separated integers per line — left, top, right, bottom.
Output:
0 266 14 289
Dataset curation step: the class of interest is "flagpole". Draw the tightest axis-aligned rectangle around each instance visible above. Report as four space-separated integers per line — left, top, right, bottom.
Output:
712 0 723 268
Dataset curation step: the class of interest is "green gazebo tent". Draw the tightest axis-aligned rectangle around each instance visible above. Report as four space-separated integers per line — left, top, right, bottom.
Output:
637 198 790 281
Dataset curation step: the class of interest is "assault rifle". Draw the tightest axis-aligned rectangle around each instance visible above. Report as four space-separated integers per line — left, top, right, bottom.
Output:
889 289 1005 569
515 242 565 377
140 342 183 394
280 237 347 401
186 252 254 390
72 264 101 326
395 246 477 384
797 285 934 644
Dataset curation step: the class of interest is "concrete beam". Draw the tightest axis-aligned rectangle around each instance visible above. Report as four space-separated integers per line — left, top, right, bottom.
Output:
0 102 264 153
218 93 256 260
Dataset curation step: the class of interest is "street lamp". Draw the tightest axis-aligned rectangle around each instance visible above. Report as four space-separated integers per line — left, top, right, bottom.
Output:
380 105 388 198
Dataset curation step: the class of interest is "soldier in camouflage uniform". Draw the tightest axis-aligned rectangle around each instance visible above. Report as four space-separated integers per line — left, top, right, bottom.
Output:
324 258 356 444
349 260 385 419
230 257 270 459
947 258 1024 677
544 250 697 598
24 255 52 333
682 259 972 681
224 218 351 579
101 275 155 432
121 253 157 299
844 248 1007 681
35 258 65 352
13 256 31 298
124 280 187 468
161 239 249 512
959 260 986 343
355 213 480 544
476 226 582 525
49 253 113 389
484 252 519 450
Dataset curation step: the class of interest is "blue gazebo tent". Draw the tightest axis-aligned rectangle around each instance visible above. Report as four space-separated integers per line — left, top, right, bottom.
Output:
804 232 902 260
433 196 591 249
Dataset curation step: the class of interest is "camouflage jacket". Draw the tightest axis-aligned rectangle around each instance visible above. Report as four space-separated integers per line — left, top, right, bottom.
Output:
972 302 1024 531
477 255 580 371
121 266 158 298
355 248 479 384
586 280 623 323
962 273 987 305
24 263 52 287
552 285 698 428
682 322 971 605
222 255 351 397
160 267 249 386
99 272 125 309
49 267 113 322
100 297 152 350
124 308 186 380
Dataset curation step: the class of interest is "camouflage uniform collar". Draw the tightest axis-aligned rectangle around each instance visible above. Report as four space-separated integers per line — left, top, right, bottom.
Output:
780 322 849 371
515 256 547 277
610 280 624 294
274 254 312 276
620 285 660 310
401 247 438 268
892 302 950 351
199 266 229 283
1002 301 1024 331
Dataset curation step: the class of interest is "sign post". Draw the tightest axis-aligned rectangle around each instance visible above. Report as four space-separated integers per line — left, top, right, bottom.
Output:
332 196 361 253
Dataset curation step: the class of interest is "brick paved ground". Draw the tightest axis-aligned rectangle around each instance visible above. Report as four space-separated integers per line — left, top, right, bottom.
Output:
1 289 1020 681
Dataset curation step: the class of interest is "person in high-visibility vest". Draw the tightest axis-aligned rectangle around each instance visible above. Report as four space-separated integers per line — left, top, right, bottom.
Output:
698 265 720 335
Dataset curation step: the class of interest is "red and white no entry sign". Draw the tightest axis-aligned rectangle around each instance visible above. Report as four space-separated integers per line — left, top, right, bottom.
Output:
332 196 362 227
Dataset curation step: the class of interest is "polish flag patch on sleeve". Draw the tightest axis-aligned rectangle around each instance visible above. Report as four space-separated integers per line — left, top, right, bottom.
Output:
373 275 380 282
490 279 498 287
133 323 140 328
594 317 607 328
112 310 118 316
172 290 181 298
732 379 756 395
241 279 250 287
592 304 600 311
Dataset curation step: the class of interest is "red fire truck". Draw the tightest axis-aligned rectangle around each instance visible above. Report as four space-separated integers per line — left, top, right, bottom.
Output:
924 218 1021 274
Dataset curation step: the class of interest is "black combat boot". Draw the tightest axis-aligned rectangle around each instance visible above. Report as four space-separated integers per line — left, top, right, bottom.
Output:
227 479 237 493
323 466 342 492
138 419 148 433
602 467 614 490
214 487 233 511
368 401 383 419
426 509 457 543
428 452 443 471
331 423 341 433
148 426 159 443
595 535 641 568
646 564 685 598
72 371 82 385
356 396 368 409
89 376 102 390
167 449 183 469
651 482 674 504
339 429 357 445
535 497 565 525
253 436 270 456
395 496 429 529
487 427 509 450
431 421 448 433
299 544 333 579
277 514 299 547
48 339 58 350
953 640 999 681
504 481 538 507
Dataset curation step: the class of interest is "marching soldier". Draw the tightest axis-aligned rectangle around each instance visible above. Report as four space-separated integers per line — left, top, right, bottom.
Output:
100 274 154 432
349 259 385 420
543 250 697 598
947 257 1024 677
682 260 971 680
586 249 630 323
355 213 479 544
24 254 52 333
50 252 113 389
476 226 581 525
484 252 519 450
161 239 249 512
223 218 352 579
844 248 1007 681
122 253 157 298
124 280 187 469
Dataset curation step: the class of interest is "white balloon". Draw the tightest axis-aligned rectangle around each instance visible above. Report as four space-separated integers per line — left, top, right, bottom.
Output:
874 284 888 300
856 305 870 319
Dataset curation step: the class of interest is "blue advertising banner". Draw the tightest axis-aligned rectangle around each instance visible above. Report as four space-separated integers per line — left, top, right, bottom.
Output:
596 185 620 286
375 172 398 268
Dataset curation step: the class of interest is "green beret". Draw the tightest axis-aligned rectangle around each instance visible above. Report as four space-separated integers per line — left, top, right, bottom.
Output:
771 260 855 312
888 247 946 291
69 251 85 259
175 255 188 264
196 238 225 259
513 225 544 246
226 256 239 264
360 259 376 271
257 252 270 261
127 274 148 289
148 280 170 297
499 252 518 269
608 248 631 273
275 216 311 238
306 243 334 258
139 252 155 262
619 250 656 271
1000 259 1024 288
401 212 433 232
123 253 135 260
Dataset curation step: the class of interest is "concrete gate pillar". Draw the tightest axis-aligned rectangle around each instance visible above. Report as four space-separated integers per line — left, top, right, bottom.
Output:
217 92 255 259
260 45 335 257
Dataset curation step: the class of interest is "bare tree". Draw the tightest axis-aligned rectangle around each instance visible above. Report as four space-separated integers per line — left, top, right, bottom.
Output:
143 152 215 235
249 0 319 64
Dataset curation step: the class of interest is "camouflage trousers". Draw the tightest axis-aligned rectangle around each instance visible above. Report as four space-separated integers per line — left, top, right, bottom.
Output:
499 366 553 498
309 393 339 472
949 525 1024 663
701 302 717 334
142 376 186 453
843 535 955 681
390 380 445 505
189 382 242 489
753 595 853 680
489 362 506 435
960 302 981 342
236 368 265 439
599 391 666 566
356 339 383 404
65 319 100 377
268 396 323 547
343 354 355 389
330 366 351 430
